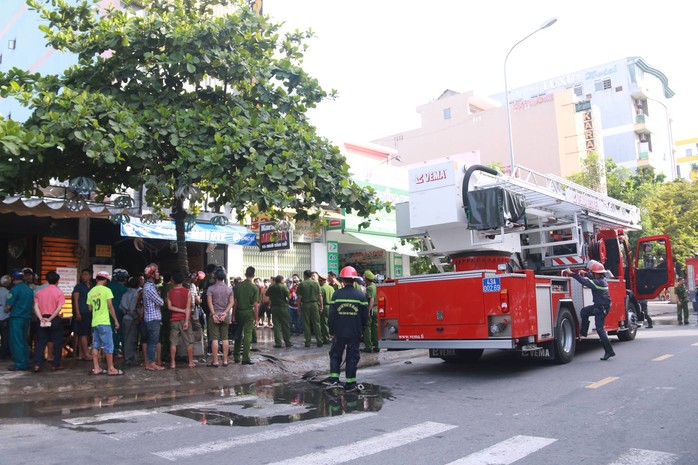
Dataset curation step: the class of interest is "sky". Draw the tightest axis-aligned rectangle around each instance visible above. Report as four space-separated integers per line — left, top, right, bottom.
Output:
263 0 696 146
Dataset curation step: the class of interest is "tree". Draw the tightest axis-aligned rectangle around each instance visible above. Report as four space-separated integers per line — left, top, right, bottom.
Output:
567 152 606 193
0 0 387 273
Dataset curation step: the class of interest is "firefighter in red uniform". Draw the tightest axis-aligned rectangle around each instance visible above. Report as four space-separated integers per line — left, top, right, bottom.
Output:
323 266 368 392
564 262 615 361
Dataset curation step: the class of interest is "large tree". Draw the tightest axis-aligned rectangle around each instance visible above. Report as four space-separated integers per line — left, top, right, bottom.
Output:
0 0 387 272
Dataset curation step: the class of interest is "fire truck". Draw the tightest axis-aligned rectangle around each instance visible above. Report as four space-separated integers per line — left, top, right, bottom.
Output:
377 156 674 363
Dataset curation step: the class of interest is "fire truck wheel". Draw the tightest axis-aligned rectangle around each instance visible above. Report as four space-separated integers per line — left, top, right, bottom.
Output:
441 349 484 364
553 308 576 364
617 301 638 342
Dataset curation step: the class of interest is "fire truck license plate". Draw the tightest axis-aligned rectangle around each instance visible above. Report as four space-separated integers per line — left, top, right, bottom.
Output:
482 277 501 292
430 349 456 357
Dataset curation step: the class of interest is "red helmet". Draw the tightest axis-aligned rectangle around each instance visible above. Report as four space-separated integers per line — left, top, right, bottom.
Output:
589 262 606 274
339 266 358 278
144 263 159 277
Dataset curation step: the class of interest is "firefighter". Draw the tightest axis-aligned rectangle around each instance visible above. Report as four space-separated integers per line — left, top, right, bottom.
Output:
564 262 615 361
323 266 369 392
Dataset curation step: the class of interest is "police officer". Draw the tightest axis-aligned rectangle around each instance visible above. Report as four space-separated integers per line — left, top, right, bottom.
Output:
564 262 615 361
266 275 292 348
296 269 323 348
361 269 379 353
323 266 369 392
232 266 259 365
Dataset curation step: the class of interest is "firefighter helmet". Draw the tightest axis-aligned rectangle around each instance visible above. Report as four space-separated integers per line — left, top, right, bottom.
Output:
589 261 606 274
339 266 358 278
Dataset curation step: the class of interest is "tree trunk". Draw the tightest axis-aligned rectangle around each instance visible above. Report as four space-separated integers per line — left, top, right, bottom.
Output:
172 197 190 277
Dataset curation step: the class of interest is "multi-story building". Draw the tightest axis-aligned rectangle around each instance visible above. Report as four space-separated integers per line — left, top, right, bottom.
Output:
675 137 698 180
374 56 676 181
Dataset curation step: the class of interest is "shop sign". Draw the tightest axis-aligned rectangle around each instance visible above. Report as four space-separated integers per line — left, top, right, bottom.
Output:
259 221 291 252
327 241 339 275
294 220 324 243
393 255 403 278
95 244 112 257
326 216 345 231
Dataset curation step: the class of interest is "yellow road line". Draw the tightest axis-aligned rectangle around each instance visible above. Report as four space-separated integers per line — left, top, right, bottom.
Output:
652 354 673 361
586 376 619 389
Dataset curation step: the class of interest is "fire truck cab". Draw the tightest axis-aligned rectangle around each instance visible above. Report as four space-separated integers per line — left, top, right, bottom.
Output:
378 156 674 364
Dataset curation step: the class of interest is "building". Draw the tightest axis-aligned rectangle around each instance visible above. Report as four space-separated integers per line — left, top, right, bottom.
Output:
491 56 676 179
675 137 698 180
374 57 675 182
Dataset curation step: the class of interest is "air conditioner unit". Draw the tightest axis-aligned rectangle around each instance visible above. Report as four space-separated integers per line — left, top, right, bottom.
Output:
639 134 647 142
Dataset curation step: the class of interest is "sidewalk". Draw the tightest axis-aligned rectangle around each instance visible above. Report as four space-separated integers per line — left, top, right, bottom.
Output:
0 329 423 405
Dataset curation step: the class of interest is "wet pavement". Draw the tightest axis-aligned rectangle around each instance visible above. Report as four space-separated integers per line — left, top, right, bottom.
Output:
0 326 418 413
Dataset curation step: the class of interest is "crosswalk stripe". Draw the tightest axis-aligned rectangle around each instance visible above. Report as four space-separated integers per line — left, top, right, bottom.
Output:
64 396 258 425
586 376 619 389
652 354 673 362
153 412 379 461
444 435 557 465
606 448 679 465
264 421 457 465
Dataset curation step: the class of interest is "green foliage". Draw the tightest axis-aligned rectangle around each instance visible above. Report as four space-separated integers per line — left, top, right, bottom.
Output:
567 153 695 270
567 152 605 192
0 0 388 270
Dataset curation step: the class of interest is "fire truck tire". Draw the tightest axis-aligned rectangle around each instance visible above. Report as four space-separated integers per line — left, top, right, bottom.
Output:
617 301 638 341
553 308 576 364
441 349 484 364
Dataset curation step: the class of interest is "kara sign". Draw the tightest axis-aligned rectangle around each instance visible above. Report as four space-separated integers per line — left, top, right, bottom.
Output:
259 221 291 251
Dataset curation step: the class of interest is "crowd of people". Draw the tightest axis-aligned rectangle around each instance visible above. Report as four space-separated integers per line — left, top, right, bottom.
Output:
0 262 381 389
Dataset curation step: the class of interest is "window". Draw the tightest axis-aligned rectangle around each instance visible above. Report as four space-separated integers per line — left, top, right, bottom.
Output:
573 84 583 97
687 148 694 157
594 78 612 92
443 108 451 120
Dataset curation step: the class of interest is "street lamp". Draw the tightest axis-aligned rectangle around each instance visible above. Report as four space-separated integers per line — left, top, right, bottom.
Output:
645 96 675 180
504 17 557 175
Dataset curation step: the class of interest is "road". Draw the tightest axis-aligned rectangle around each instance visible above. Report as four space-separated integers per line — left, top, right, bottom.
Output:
1 322 696 465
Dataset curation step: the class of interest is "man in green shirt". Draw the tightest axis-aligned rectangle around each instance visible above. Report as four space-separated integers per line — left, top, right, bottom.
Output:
233 266 260 364
266 275 292 348
88 271 122 375
318 274 334 345
297 269 323 348
362 269 379 353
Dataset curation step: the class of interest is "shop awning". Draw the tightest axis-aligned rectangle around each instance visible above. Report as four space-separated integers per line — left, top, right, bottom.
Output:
346 231 418 257
121 218 256 246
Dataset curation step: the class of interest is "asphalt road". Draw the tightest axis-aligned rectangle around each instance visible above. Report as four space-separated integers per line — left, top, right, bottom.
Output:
1 317 696 465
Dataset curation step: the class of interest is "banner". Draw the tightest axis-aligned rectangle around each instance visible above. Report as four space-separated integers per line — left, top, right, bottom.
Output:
121 218 256 246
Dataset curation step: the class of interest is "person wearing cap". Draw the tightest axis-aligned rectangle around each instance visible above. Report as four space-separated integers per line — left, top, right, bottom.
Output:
22 268 36 290
266 275 292 348
32 270 66 372
297 270 324 348
324 266 369 392
318 274 333 345
142 263 164 371
72 269 93 361
361 269 379 353
675 277 690 325
108 269 129 359
6 269 34 371
87 271 122 375
0 275 11 361
564 262 615 361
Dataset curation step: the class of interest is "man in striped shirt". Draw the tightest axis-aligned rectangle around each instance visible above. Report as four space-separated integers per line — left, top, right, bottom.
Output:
142 263 164 371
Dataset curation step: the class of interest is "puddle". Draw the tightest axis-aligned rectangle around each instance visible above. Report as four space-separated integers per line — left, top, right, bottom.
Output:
0 378 393 426
169 381 391 426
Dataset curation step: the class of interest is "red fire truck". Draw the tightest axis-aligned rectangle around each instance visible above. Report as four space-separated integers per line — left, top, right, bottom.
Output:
377 157 674 363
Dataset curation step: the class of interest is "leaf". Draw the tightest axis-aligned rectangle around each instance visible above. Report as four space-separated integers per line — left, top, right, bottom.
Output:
186 63 196 73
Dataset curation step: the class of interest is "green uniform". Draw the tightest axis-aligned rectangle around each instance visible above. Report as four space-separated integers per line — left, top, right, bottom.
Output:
266 283 291 347
363 282 378 350
297 278 323 347
107 280 127 357
675 282 689 324
7 282 34 370
319 282 334 344
233 279 259 363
